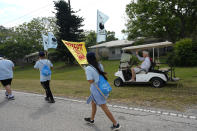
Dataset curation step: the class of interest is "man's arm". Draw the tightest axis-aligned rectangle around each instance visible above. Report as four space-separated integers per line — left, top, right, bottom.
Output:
136 51 145 61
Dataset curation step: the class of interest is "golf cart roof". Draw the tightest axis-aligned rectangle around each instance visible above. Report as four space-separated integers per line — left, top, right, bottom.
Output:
122 41 173 51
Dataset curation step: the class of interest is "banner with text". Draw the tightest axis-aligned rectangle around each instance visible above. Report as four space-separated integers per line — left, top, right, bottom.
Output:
62 40 88 65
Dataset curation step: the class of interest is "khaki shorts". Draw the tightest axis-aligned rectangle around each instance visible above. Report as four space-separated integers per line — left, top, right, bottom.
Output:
134 67 143 74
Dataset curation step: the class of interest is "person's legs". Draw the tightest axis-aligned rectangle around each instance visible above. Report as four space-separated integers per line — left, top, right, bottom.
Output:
41 81 49 99
91 101 97 121
45 80 55 102
4 84 12 95
1 79 14 99
100 104 117 126
131 67 136 81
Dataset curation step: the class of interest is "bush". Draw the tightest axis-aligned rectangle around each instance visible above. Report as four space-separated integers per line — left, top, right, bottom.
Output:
167 38 197 66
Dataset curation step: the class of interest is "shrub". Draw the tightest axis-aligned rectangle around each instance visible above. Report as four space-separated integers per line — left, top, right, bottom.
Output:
167 38 197 66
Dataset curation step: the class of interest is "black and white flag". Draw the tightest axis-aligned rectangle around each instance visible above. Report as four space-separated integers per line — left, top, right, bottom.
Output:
97 10 109 43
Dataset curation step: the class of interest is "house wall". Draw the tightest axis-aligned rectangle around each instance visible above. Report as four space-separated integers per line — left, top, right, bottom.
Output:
108 47 123 60
90 46 124 60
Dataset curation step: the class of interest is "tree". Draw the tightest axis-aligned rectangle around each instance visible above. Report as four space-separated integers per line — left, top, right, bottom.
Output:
84 30 118 49
0 17 57 63
0 26 13 44
106 31 118 42
124 0 197 42
167 38 197 66
54 0 84 64
84 30 96 49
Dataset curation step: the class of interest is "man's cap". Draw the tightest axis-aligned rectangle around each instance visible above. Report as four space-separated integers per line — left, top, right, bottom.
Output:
39 51 45 57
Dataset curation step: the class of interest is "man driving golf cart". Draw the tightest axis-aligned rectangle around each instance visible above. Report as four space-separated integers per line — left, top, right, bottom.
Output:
114 41 180 88
130 51 151 82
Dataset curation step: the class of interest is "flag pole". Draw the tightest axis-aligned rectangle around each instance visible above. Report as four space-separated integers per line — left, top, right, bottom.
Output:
96 10 99 59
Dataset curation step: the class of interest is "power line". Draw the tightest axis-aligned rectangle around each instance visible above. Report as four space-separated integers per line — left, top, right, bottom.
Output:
2 3 53 26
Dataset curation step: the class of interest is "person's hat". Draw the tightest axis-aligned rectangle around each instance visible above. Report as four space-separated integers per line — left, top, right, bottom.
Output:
39 51 45 57
0 54 4 59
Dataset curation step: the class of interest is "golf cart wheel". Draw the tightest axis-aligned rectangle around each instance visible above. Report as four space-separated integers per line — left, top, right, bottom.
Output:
151 78 164 88
114 78 123 87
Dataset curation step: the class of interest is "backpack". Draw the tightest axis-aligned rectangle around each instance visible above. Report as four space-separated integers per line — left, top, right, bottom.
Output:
90 65 112 97
40 60 51 76
98 75 112 95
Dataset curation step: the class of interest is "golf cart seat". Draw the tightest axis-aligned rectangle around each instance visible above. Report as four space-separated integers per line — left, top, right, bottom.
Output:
137 70 146 74
119 53 131 69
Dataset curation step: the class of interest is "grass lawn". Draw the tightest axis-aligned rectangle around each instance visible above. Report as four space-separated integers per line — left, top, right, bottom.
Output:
5 60 197 111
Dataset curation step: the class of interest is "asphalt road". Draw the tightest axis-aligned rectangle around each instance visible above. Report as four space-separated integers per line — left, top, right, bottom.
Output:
0 90 197 131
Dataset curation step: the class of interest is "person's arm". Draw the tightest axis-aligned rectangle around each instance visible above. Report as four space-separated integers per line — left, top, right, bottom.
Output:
88 80 94 84
11 61 14 70
34 61 39 69
136 51 145 61
85 67 94 85
49 60 53 70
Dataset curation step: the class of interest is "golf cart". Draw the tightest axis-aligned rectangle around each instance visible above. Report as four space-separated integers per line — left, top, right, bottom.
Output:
114 41 179 88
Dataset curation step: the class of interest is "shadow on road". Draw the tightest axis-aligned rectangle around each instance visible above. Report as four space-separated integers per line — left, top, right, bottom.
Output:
0 99 8 108
29 103 55 120
85 123 102 131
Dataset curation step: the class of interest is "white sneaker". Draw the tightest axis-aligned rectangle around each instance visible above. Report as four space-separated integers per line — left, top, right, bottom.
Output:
8 95 15 100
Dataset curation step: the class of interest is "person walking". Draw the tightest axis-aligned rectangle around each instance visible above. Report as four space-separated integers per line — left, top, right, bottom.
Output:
84 52 121 130
34 52 55 103
0 55 15 100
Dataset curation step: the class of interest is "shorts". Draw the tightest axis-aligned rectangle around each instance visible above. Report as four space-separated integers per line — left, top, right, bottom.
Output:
0 79 12 86
134 67 143 74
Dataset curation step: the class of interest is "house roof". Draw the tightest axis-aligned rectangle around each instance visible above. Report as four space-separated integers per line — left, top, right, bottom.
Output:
89 40 135 48
122 41 173 51
25 52 39 58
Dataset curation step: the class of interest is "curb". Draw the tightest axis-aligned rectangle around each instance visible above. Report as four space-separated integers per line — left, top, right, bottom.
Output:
6 91 197 120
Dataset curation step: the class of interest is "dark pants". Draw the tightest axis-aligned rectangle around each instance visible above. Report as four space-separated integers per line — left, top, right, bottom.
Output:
41 80 54 101
0 79 12 86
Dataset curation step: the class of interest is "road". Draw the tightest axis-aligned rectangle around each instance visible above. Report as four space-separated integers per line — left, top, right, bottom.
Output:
0 90 196 131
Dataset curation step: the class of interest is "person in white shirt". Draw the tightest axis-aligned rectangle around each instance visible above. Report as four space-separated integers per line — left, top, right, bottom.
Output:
34 52 55 103
0 55 15 100
130 51 151 81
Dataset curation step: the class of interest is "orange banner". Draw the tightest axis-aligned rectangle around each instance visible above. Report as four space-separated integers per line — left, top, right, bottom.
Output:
62 40 88 65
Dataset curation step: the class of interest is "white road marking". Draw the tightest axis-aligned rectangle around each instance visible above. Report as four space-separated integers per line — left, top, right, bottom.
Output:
3 90 196 120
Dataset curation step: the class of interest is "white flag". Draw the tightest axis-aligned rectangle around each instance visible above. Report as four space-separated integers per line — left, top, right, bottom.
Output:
42 34 48 51
48 32 58 49
97 10 109 43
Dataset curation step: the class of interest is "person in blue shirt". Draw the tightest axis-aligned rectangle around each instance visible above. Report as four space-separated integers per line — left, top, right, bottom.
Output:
0 55 15 100
34 52 55 103
84 52 121 131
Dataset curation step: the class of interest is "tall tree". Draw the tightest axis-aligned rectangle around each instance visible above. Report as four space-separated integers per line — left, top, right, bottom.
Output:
123 0 197 42
54 0 84 64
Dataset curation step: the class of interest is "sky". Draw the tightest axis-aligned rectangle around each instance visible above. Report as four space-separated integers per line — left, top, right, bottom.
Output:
0 0 131 39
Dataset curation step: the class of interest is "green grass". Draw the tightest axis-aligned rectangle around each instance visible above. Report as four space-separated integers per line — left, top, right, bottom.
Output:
8 60 197 111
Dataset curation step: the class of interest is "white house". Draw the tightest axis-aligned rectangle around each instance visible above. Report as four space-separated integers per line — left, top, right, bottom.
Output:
89 40 134 60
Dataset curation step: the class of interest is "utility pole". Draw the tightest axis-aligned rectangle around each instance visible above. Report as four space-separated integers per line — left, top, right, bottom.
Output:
68 0 71 13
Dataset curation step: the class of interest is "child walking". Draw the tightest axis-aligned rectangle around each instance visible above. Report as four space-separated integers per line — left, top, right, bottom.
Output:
34 52 55 103
0 55 15 100
84 52 121 130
